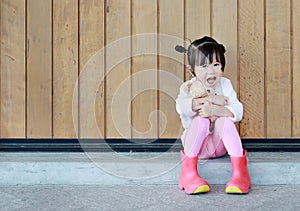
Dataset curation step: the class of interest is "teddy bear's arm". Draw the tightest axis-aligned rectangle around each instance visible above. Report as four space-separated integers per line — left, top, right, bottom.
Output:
209 94 229 106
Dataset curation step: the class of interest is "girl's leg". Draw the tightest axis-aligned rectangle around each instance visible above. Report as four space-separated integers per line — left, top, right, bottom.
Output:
214 117 243 157
179 116 211 194
213 117 251 194
184 116 210 157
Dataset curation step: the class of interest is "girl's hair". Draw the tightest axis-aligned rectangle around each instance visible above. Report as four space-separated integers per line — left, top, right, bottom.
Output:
175 36 226 74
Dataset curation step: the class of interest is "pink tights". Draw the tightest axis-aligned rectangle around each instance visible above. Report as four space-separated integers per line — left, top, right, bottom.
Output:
184 116 243 158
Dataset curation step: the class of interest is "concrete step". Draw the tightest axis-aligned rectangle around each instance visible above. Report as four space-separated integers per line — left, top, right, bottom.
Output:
0 152 299 185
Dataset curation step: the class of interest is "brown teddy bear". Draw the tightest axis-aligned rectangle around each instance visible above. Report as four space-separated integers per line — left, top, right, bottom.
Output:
183 80 216 134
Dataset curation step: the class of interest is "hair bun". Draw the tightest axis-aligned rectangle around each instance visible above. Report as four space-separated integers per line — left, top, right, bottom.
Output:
219 44 226 53
175 45 187 53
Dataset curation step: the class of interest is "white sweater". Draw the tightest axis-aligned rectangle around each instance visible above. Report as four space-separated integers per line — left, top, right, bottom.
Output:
176 77 243 141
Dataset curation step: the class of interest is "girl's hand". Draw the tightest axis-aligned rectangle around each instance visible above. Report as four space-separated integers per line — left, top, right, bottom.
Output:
197 101 234 119
192 98 199 112
192 97 206 112
192 95 228 112
197 100 214 118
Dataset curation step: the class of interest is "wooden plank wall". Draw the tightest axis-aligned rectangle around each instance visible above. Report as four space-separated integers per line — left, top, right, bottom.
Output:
0 0 299 139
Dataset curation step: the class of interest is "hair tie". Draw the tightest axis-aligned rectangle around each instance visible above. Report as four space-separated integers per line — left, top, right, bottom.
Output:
175 45 187 53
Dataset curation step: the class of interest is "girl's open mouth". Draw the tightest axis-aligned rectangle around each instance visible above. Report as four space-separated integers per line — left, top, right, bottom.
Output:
207 76 216 85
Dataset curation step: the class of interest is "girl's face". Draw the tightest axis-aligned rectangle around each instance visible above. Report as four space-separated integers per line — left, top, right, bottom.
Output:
194 53 222 88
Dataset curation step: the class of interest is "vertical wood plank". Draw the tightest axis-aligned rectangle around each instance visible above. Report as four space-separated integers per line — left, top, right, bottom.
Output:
185 0 210 41
79 0 105 138
266 0 291 137
293 0 300 137
239 0 265 138
212 0 238 90
0 0 26 137
131 0 157 138
27 0 52 138
185 0 210 79
106 0 131 138
53 0 78 138
212 0 238 91
0 0 297 141
159 0 184 138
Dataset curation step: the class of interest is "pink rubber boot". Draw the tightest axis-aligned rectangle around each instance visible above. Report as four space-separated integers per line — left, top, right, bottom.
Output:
178 150 210 194
226 150 251 194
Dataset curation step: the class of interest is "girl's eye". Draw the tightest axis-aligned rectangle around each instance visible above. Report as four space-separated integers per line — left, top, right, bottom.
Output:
201 65 208 68
213 63 220 67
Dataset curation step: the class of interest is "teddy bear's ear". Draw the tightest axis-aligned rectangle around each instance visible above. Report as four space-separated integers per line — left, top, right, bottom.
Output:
182 81 192 94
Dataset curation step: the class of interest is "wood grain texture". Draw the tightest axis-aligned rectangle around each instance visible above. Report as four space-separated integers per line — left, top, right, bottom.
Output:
159 0 184 138
0 0 299 140
0 0 26 137
293 0 300 137
27 0 52 138
53 0 78 138
79 0 105 138
212 0 238 91
185 0 211 80
266 0 291 137
212 0 239 132
131 0 158 138
239 0 265 138
106 0 131 138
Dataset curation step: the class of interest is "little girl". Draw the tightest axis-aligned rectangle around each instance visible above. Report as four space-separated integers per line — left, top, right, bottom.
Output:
175 36 251 194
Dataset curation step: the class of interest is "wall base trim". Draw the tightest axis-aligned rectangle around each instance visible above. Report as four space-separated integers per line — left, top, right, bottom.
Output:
1 138 300 152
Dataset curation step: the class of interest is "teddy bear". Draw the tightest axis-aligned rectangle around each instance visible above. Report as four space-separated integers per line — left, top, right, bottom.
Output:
183 80 216 134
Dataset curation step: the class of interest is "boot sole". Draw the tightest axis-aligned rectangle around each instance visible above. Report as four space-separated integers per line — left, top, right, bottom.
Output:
193 185 210 194
225 186 249 194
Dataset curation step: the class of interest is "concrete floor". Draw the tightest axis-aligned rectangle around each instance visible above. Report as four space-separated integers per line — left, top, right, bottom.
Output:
1 151 300 210
1 184 299 211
